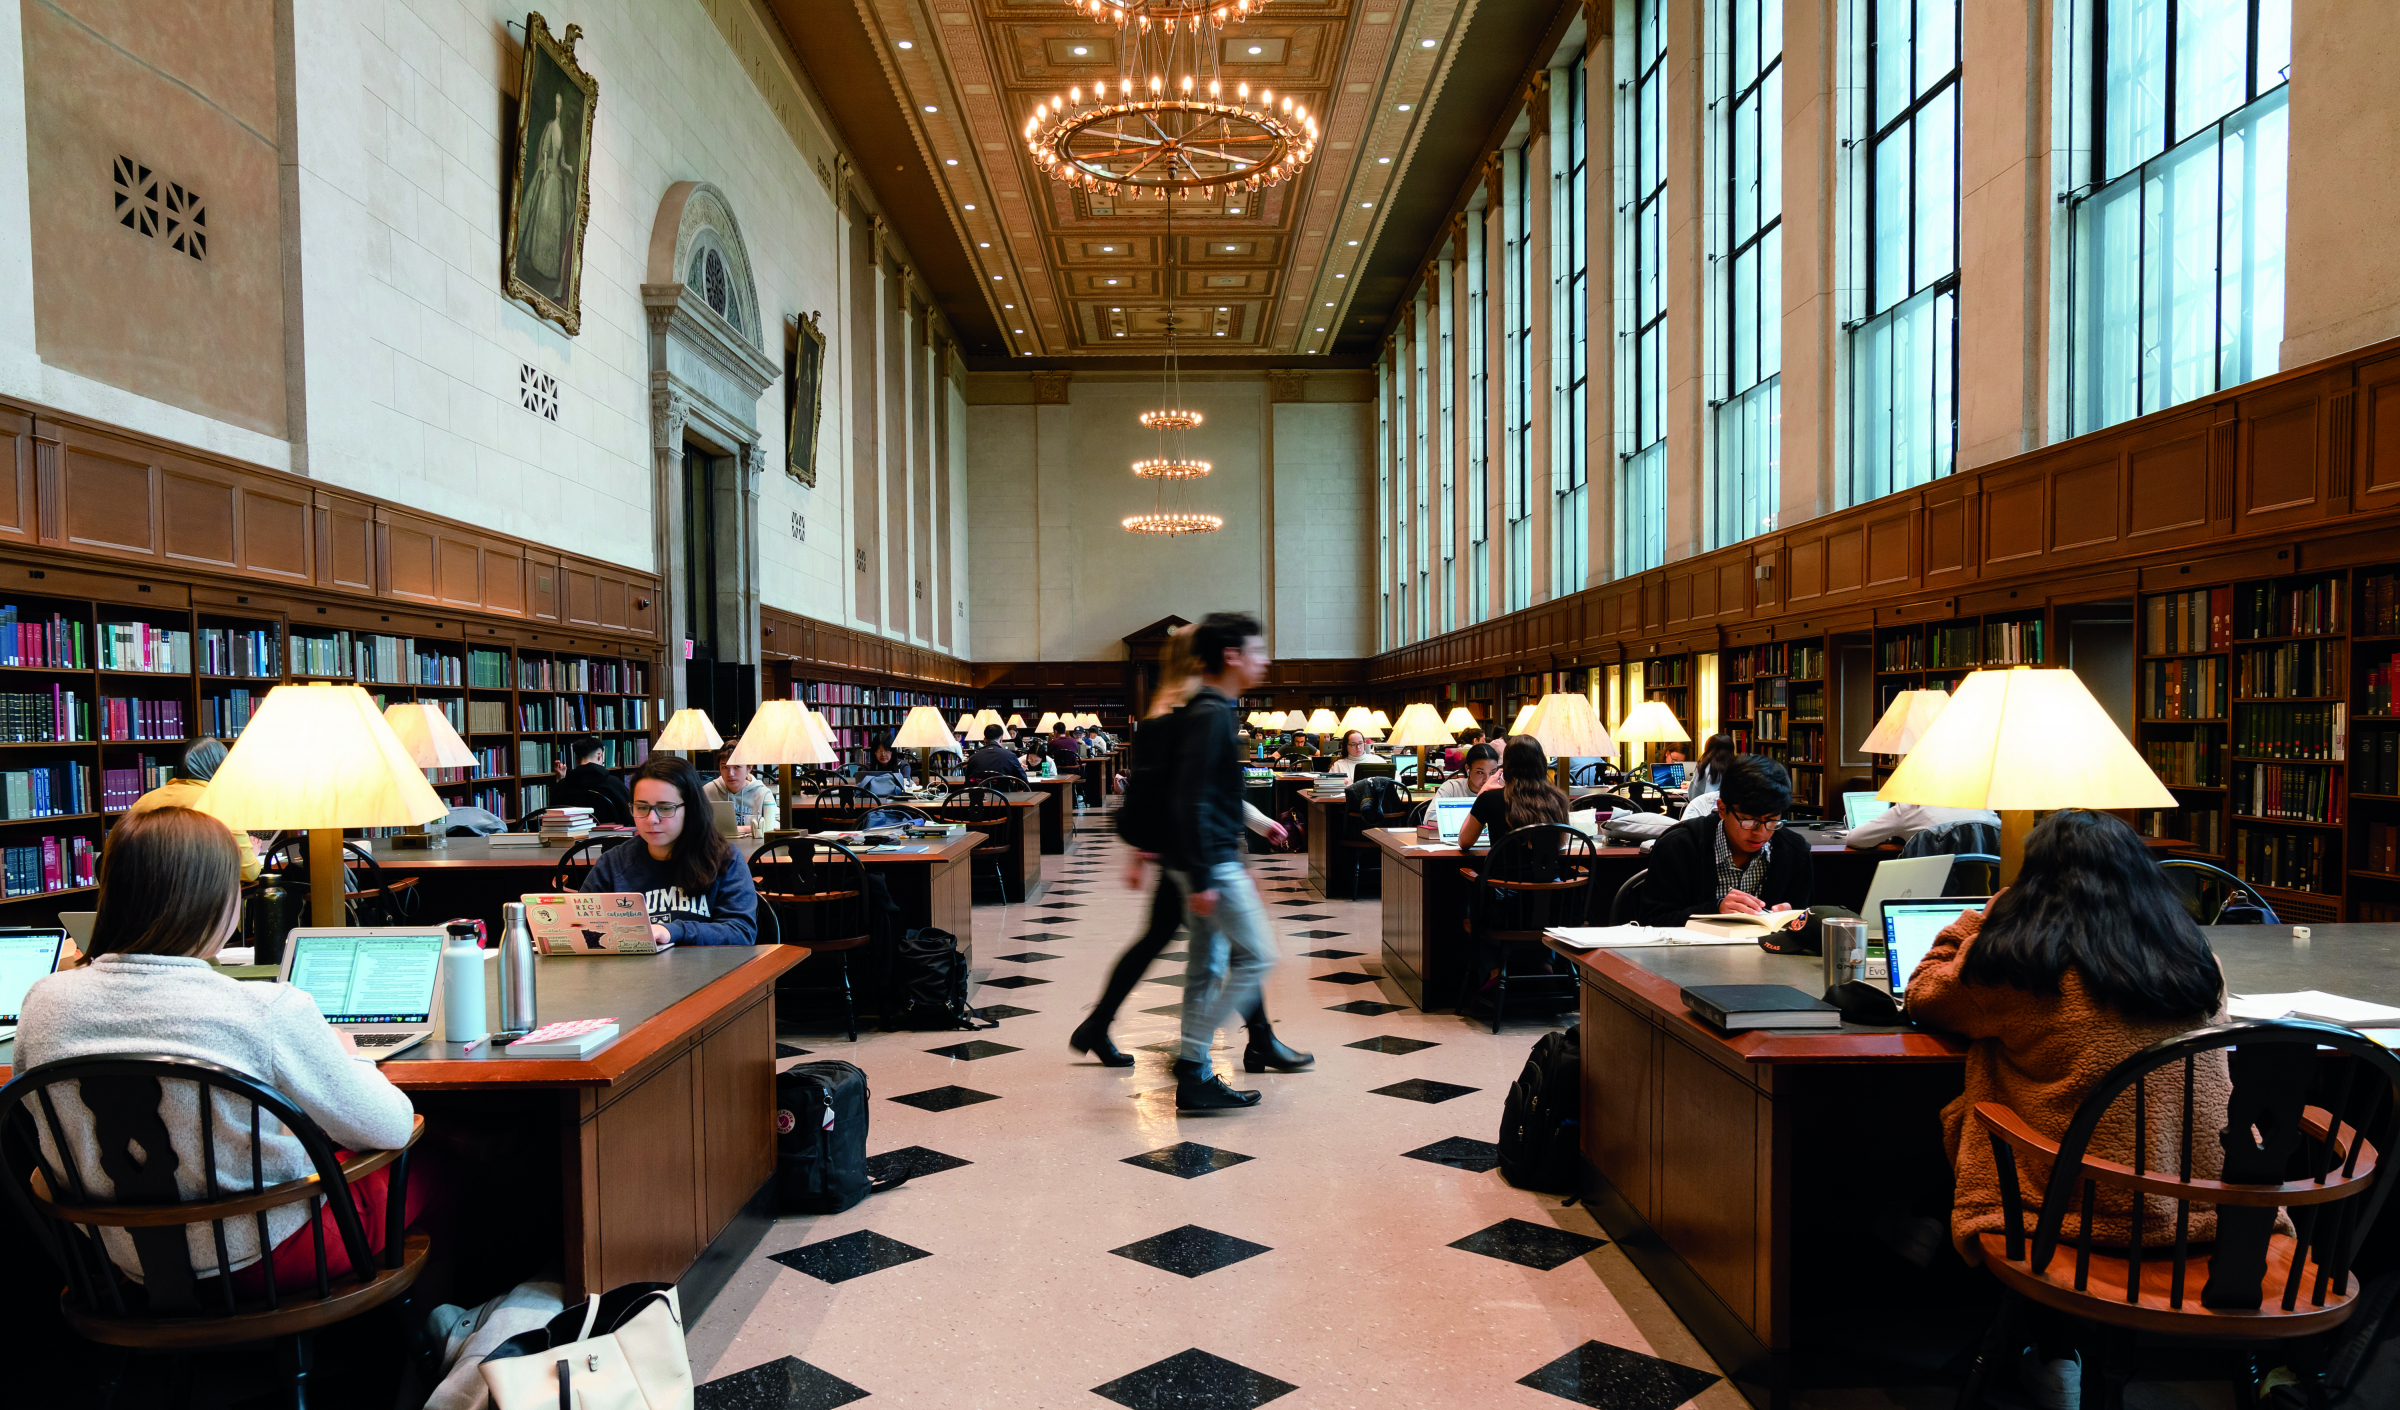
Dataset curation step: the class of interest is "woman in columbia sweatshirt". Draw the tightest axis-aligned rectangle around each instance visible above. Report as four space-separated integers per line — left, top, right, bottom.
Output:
581 756 759 946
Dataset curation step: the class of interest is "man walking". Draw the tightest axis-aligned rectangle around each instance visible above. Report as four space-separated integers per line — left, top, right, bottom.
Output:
1165 611 1280 1110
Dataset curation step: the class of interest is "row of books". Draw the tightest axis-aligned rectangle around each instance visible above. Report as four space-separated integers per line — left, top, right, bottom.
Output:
2354 729 2400 797
0 687 90 743
467 786 511 816
0 762 91 819
201 689 261 739
354 634 462 686
2233 642 2333 700
2365 573 2400 638
290 632 352 676
466 700 511 734
801 682 972 709
2145 587 2231 654
0 835 97 897
1724 645 1795 682
518 658 646 694
200 626 279 678
1878 634 1927 672
516 697 649 733
98 623 191 674
469 649 510 688
2142 658 2227 721
2233 577 2342 641
2142 737 2222 787
0 607 86 668
2140 807 2224 855
100 697 188 743
2234 827 2336 893
1791 684 1826 719
2365 821 2400 877
1984 619 2045 665
517 741 555 775
1642 657 1691 686
1785 732 1825 763
2233 763 2344 825
2362 653 2400 715
2232 702 2348 762
470 746 512 778
1929 626 1980 669
99 760 173 812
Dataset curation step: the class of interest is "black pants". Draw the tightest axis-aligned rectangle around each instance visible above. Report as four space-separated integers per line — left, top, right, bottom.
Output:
1085 872 1271 1034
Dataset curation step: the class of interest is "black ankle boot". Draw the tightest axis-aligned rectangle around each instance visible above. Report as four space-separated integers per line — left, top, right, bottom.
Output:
1243 1027 1314 1073
1070 1021 1135 1068
1176 1071 1262 1110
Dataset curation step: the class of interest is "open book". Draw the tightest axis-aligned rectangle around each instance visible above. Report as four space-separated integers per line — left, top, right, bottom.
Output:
1682 910 1808 940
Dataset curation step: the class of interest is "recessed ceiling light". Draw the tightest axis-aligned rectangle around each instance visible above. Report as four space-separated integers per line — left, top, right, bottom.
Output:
1015 328 1023 332
1219 306 1227 310
993 275 1004 280
945 158 958 165
1346 239 1358 245
1113 307 1120 311
1421 38 1437 48
1325 302 1334 307
1005 303 1014 308
963 203 975 210
1225 244 1237 251
979 241 990 247
1378 157 1391 164
1103 245 1113 251
1107 278 1118 284
1248 44 1262 54
924 106 937 113
1361 202 1373 208
1216 331 1224 335
1316 327 1324 331
897 40 913 49
1072 45 1088 55
1335 273 1344 278
1398 104 1411 111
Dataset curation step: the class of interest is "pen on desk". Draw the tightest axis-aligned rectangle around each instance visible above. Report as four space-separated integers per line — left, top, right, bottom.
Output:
461 1037 484 1054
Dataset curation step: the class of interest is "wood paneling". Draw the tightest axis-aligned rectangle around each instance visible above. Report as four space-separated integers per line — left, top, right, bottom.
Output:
0 409 34 546
2357 354 2400 507
2241 376 2330 527
316 492 376 595
1657 1037 1762 1333
593 1052 705 1290
696 996 774 1239
379 510 441 605
2126 420 2211 543
159 460 240 572
55 428 157 560
240 481 313 584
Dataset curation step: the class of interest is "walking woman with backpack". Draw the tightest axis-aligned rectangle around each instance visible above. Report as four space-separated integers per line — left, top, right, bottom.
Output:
1068 625 1310 1077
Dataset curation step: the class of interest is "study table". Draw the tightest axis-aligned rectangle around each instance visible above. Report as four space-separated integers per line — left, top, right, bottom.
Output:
0 944 804 1315
787 794 1044 901
1540 923 2400 1410
934 775 1078 853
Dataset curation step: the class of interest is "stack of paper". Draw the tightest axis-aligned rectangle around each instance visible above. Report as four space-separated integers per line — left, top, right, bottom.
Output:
2228 991 2400 1029
539 806 595 845
1545 926 1766 949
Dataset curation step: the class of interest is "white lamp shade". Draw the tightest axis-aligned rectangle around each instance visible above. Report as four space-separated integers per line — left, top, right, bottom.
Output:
1337 705 1378 740
655 708 724 751
197 683 448 830
802 706 837 752
1860 689 1950 755
381 701 478 770
729 699 839 767
1281 710 1308 731
1370 709 1391 732
954 711 977 735
1442 706 1480 734
1880 667 2176 811
1384 702 1457 749
975 708 1005 734
1612 699 1691 744
1006 714 1027 730
896 705 963 753
1521 693 1617 759
1305 708 1342 735
1080 713 1101 728
1507 703 1537 737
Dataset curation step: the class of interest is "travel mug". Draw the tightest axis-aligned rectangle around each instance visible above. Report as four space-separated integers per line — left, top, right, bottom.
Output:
1820 917 1867 989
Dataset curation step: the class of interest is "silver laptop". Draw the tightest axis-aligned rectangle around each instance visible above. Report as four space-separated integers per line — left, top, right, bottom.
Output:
277 928 448 1061
1883 897 1992 1001
711 794 742 838
1432 795 1477 846
0 927 67 1042
1855 853 1955 936
1843 792 1896 830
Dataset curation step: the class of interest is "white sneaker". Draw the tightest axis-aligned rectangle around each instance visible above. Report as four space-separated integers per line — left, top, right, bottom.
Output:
2016 1346 2082 1410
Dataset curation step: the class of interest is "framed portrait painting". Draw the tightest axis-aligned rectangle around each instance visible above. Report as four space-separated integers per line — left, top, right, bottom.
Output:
788 311 825 487
503 14 598 335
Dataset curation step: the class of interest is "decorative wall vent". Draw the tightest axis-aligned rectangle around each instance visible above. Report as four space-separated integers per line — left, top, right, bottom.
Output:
520 364 559 421
855 548 867 572
163 182 206 260
115 158 206 260
113 157 158 238
789 512 806 541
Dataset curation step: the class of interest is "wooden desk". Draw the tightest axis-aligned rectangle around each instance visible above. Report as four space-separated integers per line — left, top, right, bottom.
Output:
0 945 803 1313
360 834 982 942
932 776 1079 854
1370 828 1882 1011
1542 924 2400 1409
790 797 1042 901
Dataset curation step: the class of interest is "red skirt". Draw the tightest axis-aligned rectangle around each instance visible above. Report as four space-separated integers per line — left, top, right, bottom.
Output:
231 1155 434 1296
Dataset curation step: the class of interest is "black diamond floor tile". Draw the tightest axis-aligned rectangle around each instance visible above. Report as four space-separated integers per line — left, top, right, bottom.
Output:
1372 1078 1480 1104
1299 949 1364 959
774 1043 811 1058
1346 1034 1439 1055
977 974 1050 990
695 1354 869 1410
1282 913 1335 921
996 950 1062 963
1038 901 1084 909
1122 1141 1254 1178
926 1039 1022 1059
1147 972 1193 987
1044 888 1087 896
1092 1349 1297 1410
1450 1217 1609 1271
864 1145 973 1183
1402 1136 1504 1172
1515 1340 1721 1409
1014 931 1074 942
1142 1002 1186 1016
888 1085 1001 1113
1270 899 1315 907
1292 930 1350 939
1325 1000 1408 1016
1309 971 1381 985
768 1229 932 1284
1109 1224 1272 1278
977 1003 1039 1020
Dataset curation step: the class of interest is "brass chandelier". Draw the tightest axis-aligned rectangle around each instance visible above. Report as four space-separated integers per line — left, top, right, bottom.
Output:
1123 200 1221 536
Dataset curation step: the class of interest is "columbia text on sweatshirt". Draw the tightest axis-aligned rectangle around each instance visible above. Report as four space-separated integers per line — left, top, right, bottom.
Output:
579 839 759 946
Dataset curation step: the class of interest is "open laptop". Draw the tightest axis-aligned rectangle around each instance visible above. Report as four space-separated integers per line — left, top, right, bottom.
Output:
278 928 447 1061
710 795 742 838
1431 795 1478 846
1855 853 1955 936
1651 762 1687 789
0 927 68 1042
1883 897 1992 1002
521 892 666 955
1843 792 1896 830
1351 759 1397 782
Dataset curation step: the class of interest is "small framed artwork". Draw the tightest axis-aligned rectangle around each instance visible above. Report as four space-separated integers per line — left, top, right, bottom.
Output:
503 14 598 335
788 311 826 487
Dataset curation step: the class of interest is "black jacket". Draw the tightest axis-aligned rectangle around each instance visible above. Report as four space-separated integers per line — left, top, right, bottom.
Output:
963 744 1028 785
1636 813 1814 927
1168 685 1244 872
552 762 634 827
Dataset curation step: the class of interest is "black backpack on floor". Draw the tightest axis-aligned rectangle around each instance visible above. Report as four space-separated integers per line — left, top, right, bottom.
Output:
1496 1026 1583 1194
892 928 997 1031
776 1061 872 1214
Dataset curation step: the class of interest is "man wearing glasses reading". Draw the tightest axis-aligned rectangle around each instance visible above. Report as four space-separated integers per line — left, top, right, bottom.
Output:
1636 755 1814 928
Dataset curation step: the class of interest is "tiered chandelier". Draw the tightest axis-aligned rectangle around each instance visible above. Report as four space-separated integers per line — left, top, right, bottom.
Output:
1025 0 1318 197
1122 199 1221 536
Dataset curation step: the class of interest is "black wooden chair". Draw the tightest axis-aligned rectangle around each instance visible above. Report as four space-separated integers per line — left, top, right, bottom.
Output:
1609 868 1650 925
1579 791 1643 815
257 838 420 927
749 838 870 1042
1943 852 2004 897
548 834 626 893
2161 858 2282 925
1568 761 1604 787
1956 1019 2400 1410
1461 823 1599 1034
1335 777 1411 900
0 1054 430 1407
935 794 1016 901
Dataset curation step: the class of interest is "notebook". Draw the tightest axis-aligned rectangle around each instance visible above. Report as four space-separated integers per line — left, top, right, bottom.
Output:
278 928 447 1061
520 893 665 955
1882 897 1989 1001
1843 792 1896 830
0 927 67 1041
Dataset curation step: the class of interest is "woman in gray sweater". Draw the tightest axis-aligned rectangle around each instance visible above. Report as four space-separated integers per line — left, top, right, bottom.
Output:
16 808 419 1285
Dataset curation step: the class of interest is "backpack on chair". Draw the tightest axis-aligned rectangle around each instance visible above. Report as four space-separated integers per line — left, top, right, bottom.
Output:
1496 1026 1583 1194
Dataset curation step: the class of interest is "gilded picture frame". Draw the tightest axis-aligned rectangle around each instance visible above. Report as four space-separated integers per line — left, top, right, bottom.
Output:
788 311 826 487
502 14 598 336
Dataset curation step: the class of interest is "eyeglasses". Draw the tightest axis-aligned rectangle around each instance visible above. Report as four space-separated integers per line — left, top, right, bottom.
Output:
630 801 686 819
1721 806 1783 832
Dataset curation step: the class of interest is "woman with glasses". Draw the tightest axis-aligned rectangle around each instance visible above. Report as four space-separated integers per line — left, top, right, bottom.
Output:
580 756 759 946
1635 754 1813 927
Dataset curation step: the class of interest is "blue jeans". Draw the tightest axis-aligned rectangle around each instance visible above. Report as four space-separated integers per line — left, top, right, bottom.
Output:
1166 860 1277 1079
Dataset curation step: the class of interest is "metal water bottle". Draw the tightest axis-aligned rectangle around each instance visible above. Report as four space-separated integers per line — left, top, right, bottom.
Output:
440 919 488 1045
497 901 538 1037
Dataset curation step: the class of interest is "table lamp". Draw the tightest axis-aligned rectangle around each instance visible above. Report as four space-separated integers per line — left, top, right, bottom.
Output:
1280 709 1307 732
954 710 977 738
1443 706 1480 736
655 707 724 758
1337 705 1378 745
1879 666 2174 883
1612 699 1690 770
1521 693 1617 789
730 698 838 833
1007 714 1027 732
197 683 448 932
382 701 479 850
1080 712 1101 729
1370 709 1391 738
1305 707 1341 740
1384 702 1456 789
1507 702 1537 738
896 704 963 779
976 708 1005 737
1861 688 1949 755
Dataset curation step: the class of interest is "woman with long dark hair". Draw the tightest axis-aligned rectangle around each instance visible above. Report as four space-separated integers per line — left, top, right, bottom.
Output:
1692 731 1740 795
580 756 758 946
1452 738 1570 853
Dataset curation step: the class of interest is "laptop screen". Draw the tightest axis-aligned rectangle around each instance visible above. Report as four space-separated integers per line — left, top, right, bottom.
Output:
0 928 65 1024
1650 763 1686 789
285 931 444 1025
1882 899 1987 999
1432 796 1476 844
1844 792 1896 830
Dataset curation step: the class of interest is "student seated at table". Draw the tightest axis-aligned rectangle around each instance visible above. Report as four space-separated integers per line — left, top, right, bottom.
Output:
552 734 635 826
1689 732 1738 797
704 756 779 836
1049 726 1082 769
16 807 425 1290
964 724 1030 787
1433 742 1501 800
1452 739 1569 854
1634 755 1813 927
1326 730 1383 778
1276 733 1317 764
128 737 263 881
1441 727 1486 772
857 739 915 797
1019 736 1059 779
582 757 759 946
1842 799 2003 849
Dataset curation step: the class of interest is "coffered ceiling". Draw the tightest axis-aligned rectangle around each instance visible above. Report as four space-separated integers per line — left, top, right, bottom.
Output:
772 0 1567 370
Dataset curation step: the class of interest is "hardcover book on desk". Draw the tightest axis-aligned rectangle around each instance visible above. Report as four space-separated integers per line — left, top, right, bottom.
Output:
1682 984 1841 1031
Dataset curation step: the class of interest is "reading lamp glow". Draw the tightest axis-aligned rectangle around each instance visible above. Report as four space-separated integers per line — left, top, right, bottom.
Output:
1860 689 1949 755
1006 714 1027 731
1878 666 2175 882
1280 710 1308 732
198 683 448 930
730 698 839 831
1507 703 1537 737
1521 692 1617 762
893 705 963 780
1442 706 1480 735
382 701 478 850
1305 707 1342 736
655 708 724 755
1383 702 1456 787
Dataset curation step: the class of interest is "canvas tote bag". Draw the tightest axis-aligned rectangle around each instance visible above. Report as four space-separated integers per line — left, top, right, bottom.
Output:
480 1282 694 1410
